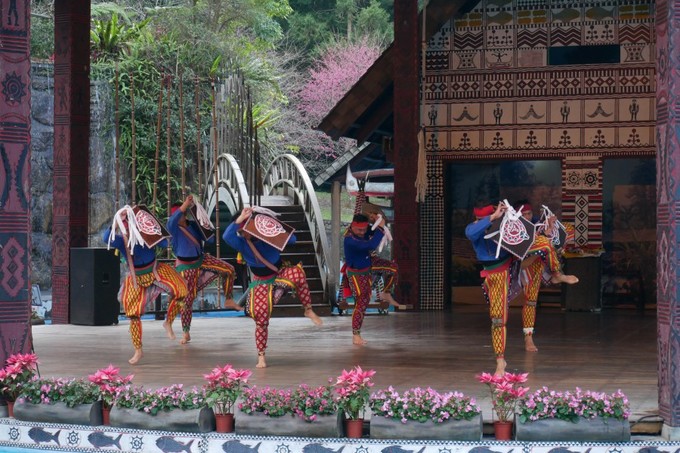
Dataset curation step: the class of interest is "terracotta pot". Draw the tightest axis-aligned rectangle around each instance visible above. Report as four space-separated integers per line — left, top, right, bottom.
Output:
7 401 14 418
344 418 363 438
215 413 235 433
494 420 513 440
102 406 111 426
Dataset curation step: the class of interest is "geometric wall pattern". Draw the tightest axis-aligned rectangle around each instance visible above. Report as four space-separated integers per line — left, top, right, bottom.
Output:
420 0 655 309
0 0 32 361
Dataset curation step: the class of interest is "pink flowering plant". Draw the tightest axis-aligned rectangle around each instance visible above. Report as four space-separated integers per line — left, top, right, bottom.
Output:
203 364 252 415
239 386 292 418
370 386 480 424
0 353 39 401
334 366 376 420
518 387 630 423
114 384 205 415
290 383 337 422
18 377 100 407
477 372 530 422
88 364 134 409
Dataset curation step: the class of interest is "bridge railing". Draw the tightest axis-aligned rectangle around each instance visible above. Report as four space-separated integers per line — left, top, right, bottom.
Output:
262 154 330 300
204 153 251 217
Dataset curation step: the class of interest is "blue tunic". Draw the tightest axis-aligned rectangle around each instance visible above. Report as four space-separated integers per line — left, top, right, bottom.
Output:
102 227 165 268
343 228 384 269
464 216 509 262
166 209 208 259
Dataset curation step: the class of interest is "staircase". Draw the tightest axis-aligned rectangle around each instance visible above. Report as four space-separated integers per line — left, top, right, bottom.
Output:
266 203 331 317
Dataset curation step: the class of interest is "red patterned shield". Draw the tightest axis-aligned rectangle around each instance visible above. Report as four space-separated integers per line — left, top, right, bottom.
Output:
240 213 295 251
485 216 536 260
133 205 171 248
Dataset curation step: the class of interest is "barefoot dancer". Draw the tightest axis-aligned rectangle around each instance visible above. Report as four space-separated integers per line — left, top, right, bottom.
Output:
166 195 242 344
103 206 188 365
223 207 323 368
514 202 579 353
465 202 578 376
343 213 387 346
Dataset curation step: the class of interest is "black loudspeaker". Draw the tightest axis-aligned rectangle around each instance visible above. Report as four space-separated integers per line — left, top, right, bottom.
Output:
70 248 121 326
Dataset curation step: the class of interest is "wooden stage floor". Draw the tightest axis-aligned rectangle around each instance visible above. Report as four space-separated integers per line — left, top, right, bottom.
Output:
30 304 660 430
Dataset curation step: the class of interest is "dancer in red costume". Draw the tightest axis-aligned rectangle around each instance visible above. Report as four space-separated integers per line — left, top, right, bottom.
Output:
343 213 387 345
466 201 578 376
223 207 323 368
104 206 188 365
166 195 242 345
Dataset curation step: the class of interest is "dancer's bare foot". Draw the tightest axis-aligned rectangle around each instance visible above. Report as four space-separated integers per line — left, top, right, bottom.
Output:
224 298 244 311
380 292 400 308
525 335 538 352
163 321 176 340
180 332 191 344
256 354 267 368
304 308 323 326
551 273 579 285
353 334 367 345
494 358 506 377
129 349 143 365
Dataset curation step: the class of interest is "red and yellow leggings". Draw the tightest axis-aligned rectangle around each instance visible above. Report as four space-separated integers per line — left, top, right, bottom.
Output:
246 264 312 355
482 265 511 358
521 235 564 336
371 256 398 294
118 262 187 349
345 268 372 335
168 254 235 333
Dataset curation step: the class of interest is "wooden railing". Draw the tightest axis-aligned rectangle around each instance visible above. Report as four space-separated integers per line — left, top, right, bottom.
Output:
262 154 331 300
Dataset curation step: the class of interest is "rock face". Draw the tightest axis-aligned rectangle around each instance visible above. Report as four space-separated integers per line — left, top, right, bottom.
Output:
30 63 126 288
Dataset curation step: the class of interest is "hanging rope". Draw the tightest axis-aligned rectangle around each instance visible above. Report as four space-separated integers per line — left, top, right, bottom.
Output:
415 1 429 203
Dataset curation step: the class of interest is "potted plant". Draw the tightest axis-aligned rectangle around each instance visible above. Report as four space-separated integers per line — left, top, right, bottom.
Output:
0 353 39 417
89 364 134 425
369 386 483 440
110 384 214 433
202 364 251 432
477 371 529 440
515 386 631 441
14 377 103 425
334 366 375 438
237 384 341 437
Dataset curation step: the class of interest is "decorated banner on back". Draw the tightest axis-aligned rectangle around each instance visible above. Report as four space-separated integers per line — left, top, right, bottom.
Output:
133 205 171 248
241 213 295 251
537 205 568 250
484 201 536 260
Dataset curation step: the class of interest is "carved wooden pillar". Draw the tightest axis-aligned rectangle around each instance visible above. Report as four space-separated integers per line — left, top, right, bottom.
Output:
52 0 90 324
393 0 420 308
656 0 680 438
0 0 32 360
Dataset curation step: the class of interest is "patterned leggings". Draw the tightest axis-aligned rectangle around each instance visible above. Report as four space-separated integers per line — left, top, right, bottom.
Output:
371 256 398 294
346 270 372 335
521 235 565 336
246 264 312 355
482 266 511 359
118 262 188 349
167 254 235 333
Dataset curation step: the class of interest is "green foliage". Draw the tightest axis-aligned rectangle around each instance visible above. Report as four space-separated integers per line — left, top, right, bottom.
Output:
91 13 152 60
20 378 101 408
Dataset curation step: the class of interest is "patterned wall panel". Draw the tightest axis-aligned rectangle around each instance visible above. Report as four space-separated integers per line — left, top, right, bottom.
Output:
418 0 655 311
0 0 32 360
654 0 680 428
420 160 445 310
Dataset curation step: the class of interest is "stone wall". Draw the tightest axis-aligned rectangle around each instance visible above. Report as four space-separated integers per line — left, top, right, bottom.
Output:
30 63 124 288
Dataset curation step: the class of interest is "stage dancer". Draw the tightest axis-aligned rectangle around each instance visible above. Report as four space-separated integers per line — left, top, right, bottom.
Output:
103 206 188 365
223 206 323 368
362 203 400 309
466 201 578 376
513 201 578 352
343 213 387 345
166 195 242 345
